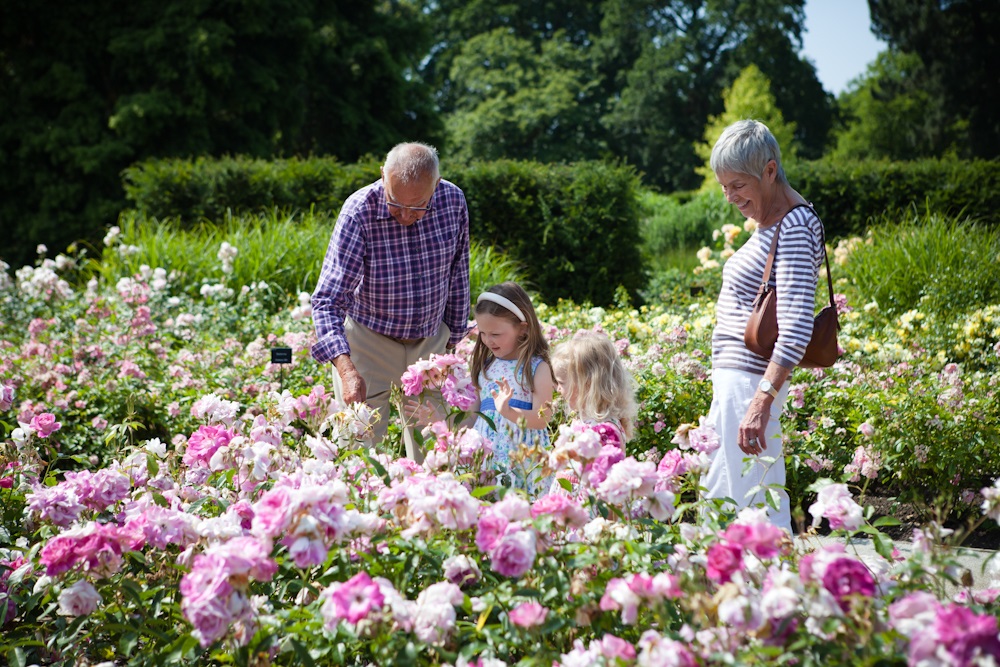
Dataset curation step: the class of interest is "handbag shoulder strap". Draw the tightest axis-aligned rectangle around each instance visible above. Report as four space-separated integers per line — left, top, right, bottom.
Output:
758 204 835 309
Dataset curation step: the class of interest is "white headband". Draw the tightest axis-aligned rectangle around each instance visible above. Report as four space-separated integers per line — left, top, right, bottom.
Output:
477 292 526 322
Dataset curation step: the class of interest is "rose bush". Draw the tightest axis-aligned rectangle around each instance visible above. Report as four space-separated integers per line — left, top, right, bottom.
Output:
1 231 999 665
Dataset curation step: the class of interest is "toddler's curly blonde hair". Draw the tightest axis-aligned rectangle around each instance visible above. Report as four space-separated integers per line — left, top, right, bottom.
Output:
551 331 638 440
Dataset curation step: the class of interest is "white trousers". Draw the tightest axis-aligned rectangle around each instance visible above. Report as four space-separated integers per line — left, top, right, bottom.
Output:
701 367 792 533
331 317 450 463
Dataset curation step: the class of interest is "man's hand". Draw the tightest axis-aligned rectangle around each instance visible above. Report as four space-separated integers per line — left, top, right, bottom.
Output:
334 355 367 405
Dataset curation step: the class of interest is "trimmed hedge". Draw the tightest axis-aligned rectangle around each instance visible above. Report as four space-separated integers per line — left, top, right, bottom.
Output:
122 156 647 306
122 155 382 223
787 158 1000 237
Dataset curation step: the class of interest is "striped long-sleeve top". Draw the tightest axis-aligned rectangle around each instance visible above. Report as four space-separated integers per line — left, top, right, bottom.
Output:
712 205 825 373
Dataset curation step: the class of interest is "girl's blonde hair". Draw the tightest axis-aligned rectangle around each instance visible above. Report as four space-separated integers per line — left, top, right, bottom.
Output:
551 331 638 439
471 282 551 391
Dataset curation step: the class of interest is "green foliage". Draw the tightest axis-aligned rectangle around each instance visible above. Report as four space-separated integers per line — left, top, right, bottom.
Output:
446 29 601 164
694 64 799 188
0 0 441 269
841 209 1000 317
600 0 824 191
787 158 1000 237
831 50 962 161
461 160 647 306
468 241 530 304
869 0 1000 159
638 189 739 274
89 213 524 315
123 155 381 225
119 155 647 307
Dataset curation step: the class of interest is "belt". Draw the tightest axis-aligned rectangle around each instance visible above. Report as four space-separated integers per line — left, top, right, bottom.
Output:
387 335 426 346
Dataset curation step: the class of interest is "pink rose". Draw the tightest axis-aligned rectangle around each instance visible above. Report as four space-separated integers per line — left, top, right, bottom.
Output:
706 542 743 584
821 557 876 612
0 384 14 411
475 512 509 553
322 571 385 626
29 412 61 438
183 424 236 468
508 600 548 628
490 530 537 578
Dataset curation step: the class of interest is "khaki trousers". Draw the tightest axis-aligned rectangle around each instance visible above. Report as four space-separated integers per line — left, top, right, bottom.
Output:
331 317 450 463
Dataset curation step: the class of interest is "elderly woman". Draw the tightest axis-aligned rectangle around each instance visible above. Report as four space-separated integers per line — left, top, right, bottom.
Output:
702 119 825 533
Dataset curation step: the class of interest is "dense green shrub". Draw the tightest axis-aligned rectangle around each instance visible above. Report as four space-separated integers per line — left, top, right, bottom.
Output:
638 189 740 273
122 156 647 306
122 156 382 224
788 158 1000 236
460 160 646 306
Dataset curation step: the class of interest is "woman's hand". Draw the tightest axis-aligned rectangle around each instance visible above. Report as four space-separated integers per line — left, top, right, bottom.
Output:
739 396 770 456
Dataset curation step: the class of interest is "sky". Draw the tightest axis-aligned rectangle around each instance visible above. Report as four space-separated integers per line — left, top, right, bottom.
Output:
801 0 888 96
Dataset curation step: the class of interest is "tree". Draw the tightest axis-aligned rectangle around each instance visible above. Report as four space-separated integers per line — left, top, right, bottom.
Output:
421 0 829 192
445 28 603 163
831 49 957 161
868 0 1000 158
694 64 798 188
599 0 822 191
0 0 441 268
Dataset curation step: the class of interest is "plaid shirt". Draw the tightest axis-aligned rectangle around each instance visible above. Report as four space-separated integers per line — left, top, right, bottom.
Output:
310 178 471 362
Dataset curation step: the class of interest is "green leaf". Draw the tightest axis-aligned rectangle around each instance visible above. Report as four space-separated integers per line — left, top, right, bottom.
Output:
471 485 498 499
873 532 895 560
147 452 160 478
7 647 26 667
873 516 902 528
290 639 317 667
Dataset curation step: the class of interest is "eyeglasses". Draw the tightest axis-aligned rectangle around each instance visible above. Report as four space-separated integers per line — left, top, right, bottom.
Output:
384 185 435 215
386 199 433 214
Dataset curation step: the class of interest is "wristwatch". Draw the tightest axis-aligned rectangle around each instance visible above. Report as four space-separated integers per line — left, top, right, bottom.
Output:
758 378 779 398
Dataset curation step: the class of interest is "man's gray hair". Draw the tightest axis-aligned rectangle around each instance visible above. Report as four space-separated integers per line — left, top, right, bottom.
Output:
384 142 440 186
710 119 787 184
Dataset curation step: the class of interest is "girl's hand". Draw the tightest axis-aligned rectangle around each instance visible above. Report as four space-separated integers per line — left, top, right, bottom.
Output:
403 399 439 426
492 379 514 418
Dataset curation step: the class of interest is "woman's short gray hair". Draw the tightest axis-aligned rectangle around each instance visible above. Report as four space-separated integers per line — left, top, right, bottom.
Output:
384 142 440 186
710 120 787 184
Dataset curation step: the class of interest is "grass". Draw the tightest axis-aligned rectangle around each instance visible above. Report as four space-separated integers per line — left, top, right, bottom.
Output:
845 208 1000 316
91 210 526 311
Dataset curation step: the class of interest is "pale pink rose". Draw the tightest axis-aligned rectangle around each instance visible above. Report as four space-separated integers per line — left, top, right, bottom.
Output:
809 483 864 532
442 554 482 588
508 600 548 628
57 580 102 617
530 493 588 528
596 457 657 505
600 577 642 624
412 581 464 645
489 530 537 578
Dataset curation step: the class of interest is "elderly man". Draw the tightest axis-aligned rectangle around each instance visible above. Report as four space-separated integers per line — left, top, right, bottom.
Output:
311 142 471 460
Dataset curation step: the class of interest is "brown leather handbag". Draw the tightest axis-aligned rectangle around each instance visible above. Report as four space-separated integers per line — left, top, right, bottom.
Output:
744 206 840 368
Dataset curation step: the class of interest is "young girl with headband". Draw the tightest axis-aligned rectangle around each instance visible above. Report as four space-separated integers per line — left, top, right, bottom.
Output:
470 282 554 496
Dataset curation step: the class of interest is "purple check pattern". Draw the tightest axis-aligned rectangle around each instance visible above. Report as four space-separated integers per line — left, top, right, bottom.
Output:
311 179 471 362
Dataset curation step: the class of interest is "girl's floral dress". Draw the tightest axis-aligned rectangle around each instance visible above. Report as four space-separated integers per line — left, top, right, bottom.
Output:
474 355 551 497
